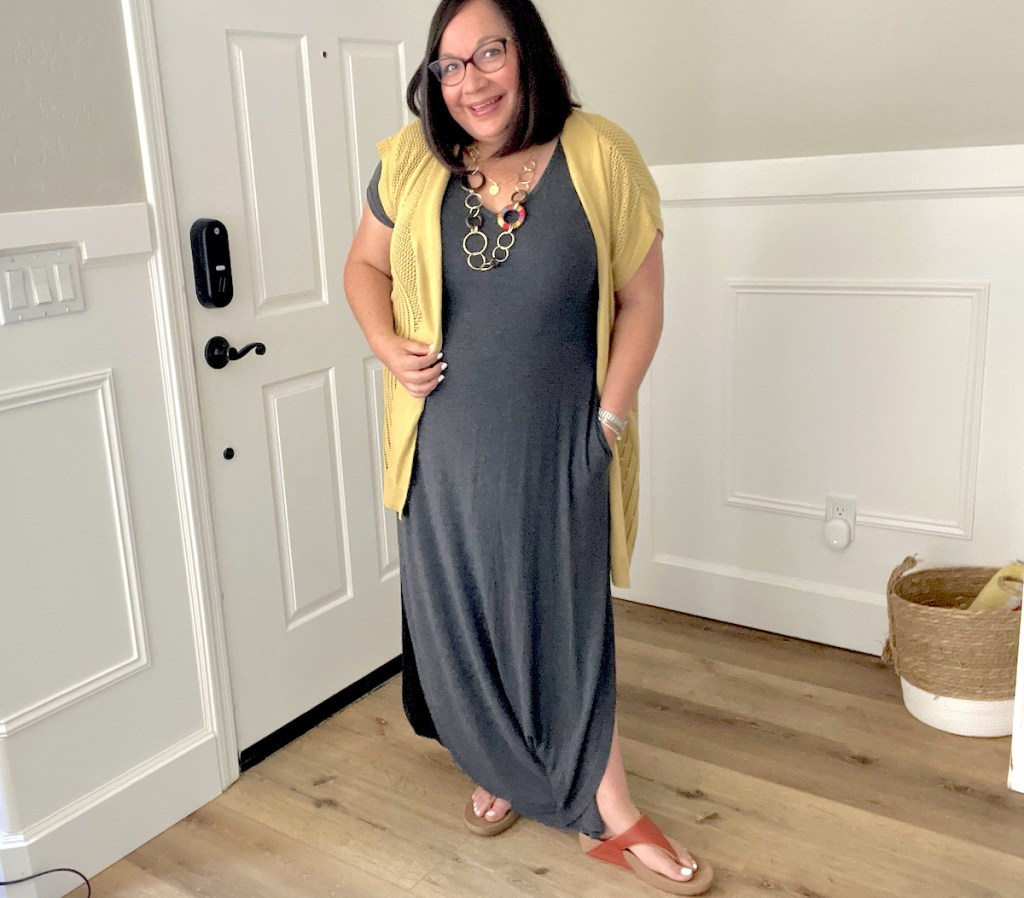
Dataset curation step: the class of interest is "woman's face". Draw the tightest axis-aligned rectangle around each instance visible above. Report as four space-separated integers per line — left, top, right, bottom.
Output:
438 0 520 155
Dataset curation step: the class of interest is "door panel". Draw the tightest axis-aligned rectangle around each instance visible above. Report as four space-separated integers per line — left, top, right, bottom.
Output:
264 368 350 624
228 32 325 314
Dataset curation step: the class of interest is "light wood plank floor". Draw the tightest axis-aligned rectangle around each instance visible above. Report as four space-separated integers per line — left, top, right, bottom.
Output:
75 601 1024 897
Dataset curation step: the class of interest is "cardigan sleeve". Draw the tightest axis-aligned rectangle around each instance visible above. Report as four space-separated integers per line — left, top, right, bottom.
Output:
375 133 399 225
599 120 663 292
375 121 425 225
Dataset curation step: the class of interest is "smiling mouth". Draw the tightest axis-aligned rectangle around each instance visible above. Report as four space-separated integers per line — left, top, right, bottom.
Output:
468 96 502 116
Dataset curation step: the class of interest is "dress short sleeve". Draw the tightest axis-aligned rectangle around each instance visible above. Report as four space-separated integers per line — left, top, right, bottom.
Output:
366 162 394 228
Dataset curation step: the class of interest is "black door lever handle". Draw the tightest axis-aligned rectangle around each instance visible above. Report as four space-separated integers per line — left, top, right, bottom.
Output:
205 335 267 369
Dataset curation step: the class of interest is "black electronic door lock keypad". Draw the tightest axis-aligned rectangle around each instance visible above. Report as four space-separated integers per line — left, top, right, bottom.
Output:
190 218 234 307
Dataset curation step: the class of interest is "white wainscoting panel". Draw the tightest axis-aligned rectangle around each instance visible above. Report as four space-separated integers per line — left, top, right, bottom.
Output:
723 280 987 538
624 146 1024 666
0 196 222 885
0 372 148 736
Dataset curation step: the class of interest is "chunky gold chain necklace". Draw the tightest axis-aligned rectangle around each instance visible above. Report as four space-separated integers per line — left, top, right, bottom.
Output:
460 147 536 271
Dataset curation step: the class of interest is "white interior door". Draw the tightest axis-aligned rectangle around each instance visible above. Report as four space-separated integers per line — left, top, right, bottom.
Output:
151 0 433 749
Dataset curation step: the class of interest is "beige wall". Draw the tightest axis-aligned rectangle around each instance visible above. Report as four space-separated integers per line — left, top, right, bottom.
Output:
537 0 1024 165
0 0 145 213
3 1 1024 207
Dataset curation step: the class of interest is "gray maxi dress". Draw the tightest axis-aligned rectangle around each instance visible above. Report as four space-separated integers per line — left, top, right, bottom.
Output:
368 143 616 837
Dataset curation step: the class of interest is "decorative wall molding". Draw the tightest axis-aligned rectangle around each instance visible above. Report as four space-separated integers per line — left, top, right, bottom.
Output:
653 144 1024 207
633 147 1021 663
721 279 988 539
0 729 213 847
0 203 151 263
0 371 150 738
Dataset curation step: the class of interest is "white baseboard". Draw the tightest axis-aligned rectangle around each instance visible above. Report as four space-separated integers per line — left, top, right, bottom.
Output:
0 733 221 898
617 557 888 656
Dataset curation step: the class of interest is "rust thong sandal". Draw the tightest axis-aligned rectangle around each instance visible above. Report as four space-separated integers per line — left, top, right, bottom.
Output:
579 814 715 895
463 798 520 836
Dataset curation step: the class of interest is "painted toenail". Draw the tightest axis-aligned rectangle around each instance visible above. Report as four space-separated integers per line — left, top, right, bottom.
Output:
680 867 694 879
486 809 498 818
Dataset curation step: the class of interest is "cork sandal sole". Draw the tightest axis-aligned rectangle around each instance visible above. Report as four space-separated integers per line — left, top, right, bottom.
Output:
463 798 520 836
579 814 714 896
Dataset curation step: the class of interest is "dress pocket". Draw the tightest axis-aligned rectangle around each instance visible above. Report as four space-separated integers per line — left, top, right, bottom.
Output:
593 407 614 460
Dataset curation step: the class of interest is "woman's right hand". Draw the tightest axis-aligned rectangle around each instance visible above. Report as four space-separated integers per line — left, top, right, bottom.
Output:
376 335 446 399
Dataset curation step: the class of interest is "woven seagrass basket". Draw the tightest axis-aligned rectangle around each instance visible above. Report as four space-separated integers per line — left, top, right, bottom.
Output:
883 556 1020 737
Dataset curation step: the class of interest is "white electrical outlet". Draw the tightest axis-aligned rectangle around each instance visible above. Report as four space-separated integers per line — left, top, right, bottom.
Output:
825 494 857 547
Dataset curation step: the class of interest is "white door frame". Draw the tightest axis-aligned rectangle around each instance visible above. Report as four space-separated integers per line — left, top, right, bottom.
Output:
121 0 239 788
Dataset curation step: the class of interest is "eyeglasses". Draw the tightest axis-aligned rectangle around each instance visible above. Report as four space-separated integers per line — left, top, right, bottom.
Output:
428 38 509 86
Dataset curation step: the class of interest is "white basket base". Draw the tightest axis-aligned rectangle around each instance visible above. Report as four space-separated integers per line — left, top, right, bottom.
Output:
900 677 1013 737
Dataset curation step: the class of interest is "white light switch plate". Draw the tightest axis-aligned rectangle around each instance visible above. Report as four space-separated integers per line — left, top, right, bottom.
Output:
0 245 84 325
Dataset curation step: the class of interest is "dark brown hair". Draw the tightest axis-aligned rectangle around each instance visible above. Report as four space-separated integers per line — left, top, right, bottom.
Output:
406 0 577 170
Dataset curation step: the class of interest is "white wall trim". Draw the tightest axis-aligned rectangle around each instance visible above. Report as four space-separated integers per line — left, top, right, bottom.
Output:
653 553 883 607
121 0 239 787
0 730 213 847
721 279 988 539
0 372 150 738
0 732 222 898
636 554 889 656
0 203 151 263
653 144 1024 206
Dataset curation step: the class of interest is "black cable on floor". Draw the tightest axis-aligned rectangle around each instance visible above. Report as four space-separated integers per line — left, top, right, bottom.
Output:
0 867 91 895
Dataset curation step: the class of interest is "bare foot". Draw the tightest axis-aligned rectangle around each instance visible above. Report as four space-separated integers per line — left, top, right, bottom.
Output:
597 806 698 883
471 785 513 822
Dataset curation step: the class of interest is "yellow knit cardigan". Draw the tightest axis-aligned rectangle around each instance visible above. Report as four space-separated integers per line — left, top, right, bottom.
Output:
375 110 662 587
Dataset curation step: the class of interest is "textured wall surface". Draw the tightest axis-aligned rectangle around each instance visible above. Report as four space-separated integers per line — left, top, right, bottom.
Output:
537 0 1024 165
0 0 145 213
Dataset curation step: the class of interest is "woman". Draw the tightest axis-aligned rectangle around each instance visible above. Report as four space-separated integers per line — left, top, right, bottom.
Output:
344 1 712 893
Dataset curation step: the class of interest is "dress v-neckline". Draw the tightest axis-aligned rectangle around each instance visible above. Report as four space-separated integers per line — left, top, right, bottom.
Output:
468 140 562 216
